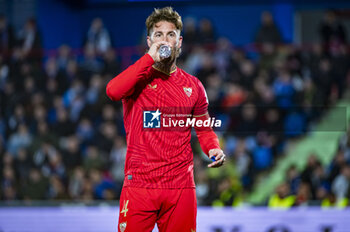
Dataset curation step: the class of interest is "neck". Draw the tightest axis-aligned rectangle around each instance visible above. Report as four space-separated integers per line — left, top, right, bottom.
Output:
153 61 177 75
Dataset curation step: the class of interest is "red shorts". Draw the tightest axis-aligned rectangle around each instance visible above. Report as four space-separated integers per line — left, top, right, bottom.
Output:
117 187 197 232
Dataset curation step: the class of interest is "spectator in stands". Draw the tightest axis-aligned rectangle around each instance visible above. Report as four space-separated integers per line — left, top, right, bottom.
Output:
285 165 300 195
84 18 112 55
198 18 216 45
0 54 9 93
255 11 282 45
43 151 66 179
83 145 105 172
80 44 103 83
183 17 198 47
310 163 328 198
307 43 325 81
95 121 116 153
273 69 295 109
181 17 198 58
1 165 17 200
332 165 350 201
284 110 307 137
254 81 276 108
321 192 338 208
235 103 259 136
102 47 120 76
261 108 283 134
65 59 80 84
63 79 86 122
22 168 48 200
328 149 347 183
76 118 94 147
195 52 217 85
17 18 43 62
193 154 210 205
252 132 274 170
14 148 31 181
329 43 349 100
319 10 347 47
56 44 74 72
61 135 82 172
233 139 254 190
221 82 246 108
212 177 242 207
32 142 56 171
52 107 75 136
89 169 116 200
6 105 27 134
6 124 32 156
339 128 350 160
258 43 278 72
48 175 68 200
214 37 232 78
0 15 15 59
85 74 104 107
205 73 223 106
110 136 127 185
294 182 312 206
313 186 327 206
268 182 295 208
29 121 58 155
236 58 256 91
312 58 333 105
68 167 85 199
301 154 321 186
81 176 94 202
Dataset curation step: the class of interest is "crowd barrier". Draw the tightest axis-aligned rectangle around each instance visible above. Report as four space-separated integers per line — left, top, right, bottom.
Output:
0 206 348 232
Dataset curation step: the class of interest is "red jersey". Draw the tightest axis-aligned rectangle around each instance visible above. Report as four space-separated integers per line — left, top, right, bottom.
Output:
106 54 220 189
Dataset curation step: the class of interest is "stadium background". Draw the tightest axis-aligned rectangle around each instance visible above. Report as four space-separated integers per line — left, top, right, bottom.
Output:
1 0 350 231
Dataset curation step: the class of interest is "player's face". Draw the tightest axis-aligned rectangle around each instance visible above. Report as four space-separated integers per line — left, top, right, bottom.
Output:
147 20 182 54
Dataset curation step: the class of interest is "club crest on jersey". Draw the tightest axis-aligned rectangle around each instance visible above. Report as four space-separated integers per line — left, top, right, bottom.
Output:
183 87 192 97
143 109 161 128
119 222 127 232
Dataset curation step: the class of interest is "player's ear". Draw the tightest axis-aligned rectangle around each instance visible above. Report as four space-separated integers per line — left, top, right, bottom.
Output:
147 36 152 48
177 36 183 49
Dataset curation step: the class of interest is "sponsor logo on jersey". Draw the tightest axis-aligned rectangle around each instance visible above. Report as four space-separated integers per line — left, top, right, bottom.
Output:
143 109 161 128
143 109 221 129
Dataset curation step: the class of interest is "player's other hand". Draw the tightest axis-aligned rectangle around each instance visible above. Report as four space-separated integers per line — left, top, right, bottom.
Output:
147 41 171 63
208 149 226 168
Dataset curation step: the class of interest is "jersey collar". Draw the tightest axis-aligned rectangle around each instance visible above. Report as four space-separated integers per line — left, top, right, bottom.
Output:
152 65 177 76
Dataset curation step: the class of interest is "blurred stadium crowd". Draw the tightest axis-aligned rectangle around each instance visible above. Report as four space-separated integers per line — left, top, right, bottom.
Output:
0 10 350 207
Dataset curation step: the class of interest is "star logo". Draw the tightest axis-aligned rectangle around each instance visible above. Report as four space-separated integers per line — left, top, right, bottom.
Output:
150 109 161 122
